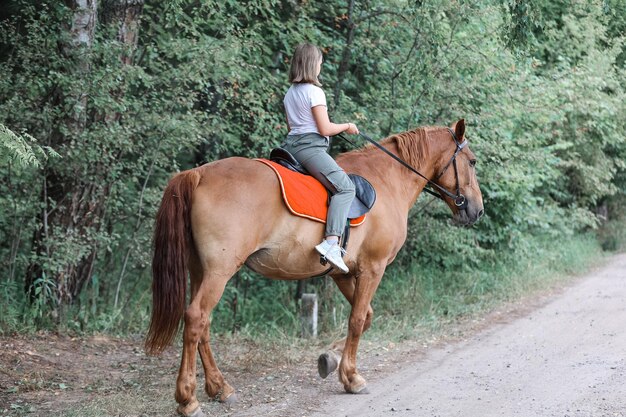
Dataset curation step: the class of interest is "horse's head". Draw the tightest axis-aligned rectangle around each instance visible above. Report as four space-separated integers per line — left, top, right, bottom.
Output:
432 119 484 226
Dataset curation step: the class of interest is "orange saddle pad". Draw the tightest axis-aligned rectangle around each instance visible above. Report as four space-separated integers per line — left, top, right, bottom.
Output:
256 159 366 227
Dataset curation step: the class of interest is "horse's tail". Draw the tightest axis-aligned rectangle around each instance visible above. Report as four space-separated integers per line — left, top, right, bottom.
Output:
145 169 201 355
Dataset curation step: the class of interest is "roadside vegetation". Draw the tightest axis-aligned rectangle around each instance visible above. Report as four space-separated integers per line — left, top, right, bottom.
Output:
1 0 625 349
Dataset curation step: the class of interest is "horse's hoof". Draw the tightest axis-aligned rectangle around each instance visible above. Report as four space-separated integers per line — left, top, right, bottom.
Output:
344 374 368 394
187 407 206 417
353 386 369 394
346 384 369 395
219 384 238 405
318 352 339 379
221 392 238 405
177 401 204 417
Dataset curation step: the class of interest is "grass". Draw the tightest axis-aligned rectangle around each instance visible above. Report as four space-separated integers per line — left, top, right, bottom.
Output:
3 226 621 347
1 230 614 345
366 232 608 343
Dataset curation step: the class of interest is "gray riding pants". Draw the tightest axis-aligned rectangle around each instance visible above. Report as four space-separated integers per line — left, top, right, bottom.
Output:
281 133 356 238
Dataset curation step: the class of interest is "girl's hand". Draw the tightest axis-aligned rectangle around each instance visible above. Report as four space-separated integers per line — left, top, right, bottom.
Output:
311 105 360 136
346 122 359 135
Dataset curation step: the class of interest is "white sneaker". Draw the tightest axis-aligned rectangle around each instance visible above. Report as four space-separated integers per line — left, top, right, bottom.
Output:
315 240 349 274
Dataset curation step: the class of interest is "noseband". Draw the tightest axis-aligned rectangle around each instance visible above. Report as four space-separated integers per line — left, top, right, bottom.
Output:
338 129 468 209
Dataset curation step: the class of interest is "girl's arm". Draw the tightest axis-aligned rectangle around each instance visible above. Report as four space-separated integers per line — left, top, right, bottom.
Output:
312 105 359 136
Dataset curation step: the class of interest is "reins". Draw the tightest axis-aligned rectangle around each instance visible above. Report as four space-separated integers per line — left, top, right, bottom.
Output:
335 128 468 208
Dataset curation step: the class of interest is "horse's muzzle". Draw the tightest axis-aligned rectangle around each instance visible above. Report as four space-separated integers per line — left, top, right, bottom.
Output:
454 202 483 226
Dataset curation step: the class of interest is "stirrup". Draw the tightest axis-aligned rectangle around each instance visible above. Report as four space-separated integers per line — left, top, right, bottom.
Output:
319 244 346 266
319 247 348 272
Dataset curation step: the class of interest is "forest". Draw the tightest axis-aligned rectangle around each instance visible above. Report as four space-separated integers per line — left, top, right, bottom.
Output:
1 0 625 339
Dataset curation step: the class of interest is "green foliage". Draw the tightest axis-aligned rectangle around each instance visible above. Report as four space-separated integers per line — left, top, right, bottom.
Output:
0 124 57 168
211 269 300 337
0 0 625 339
372 233 605 341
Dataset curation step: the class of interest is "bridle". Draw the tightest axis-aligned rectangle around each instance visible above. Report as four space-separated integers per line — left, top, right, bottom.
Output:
434 128 468 209
336 128 468 209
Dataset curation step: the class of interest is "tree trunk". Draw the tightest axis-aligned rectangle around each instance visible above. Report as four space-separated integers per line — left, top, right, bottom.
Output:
102 0 143 65
25 0 98 309
332 0 356 110
25 0 144 313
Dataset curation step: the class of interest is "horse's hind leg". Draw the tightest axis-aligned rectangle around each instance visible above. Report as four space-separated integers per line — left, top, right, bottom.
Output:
186 256 237 404
175 262 234 416
198 314 236 403
318 276 374 379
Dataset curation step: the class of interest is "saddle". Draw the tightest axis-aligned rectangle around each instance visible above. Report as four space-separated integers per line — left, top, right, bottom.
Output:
268 147 376 220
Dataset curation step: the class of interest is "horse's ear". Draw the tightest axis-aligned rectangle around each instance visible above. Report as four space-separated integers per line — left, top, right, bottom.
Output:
454 119 466 139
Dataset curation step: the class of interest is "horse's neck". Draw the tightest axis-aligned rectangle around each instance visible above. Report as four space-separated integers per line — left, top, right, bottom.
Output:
392 154 434 210
339 143 435 212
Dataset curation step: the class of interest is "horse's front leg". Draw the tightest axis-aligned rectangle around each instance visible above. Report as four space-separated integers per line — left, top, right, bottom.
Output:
337 266 384 394
318 276 374 379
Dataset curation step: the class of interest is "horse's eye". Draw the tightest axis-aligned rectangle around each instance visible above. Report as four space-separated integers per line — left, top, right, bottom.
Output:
469 159 477 167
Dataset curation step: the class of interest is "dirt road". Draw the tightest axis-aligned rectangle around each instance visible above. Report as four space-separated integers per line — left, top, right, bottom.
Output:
308 253 626 417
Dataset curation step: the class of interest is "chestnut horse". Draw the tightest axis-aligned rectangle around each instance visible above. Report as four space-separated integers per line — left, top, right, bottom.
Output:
145 119 483 416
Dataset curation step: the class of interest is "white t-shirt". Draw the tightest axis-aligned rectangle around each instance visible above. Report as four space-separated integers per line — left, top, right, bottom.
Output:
283 83 327 136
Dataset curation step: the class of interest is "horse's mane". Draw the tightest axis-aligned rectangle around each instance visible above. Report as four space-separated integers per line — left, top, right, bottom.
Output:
354 126 437 168
340 126 447 170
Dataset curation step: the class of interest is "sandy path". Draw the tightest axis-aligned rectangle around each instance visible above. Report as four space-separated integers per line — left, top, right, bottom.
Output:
311 253 626 417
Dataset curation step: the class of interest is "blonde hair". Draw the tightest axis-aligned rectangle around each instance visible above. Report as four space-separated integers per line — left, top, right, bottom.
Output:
288 43 323 86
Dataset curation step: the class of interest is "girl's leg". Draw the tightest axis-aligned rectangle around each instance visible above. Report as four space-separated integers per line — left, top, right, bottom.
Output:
282 133 356 237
